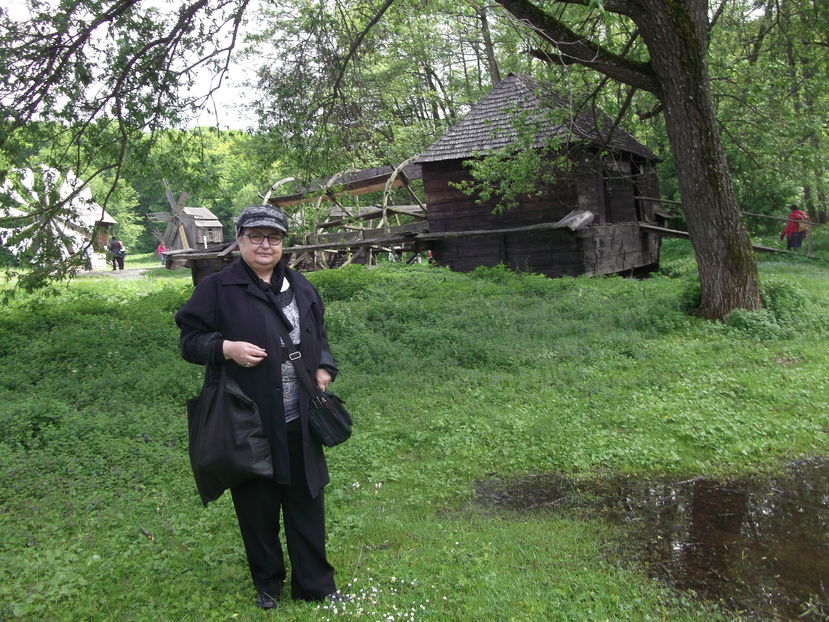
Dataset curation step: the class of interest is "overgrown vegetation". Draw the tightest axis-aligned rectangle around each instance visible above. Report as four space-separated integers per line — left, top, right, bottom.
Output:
1 244 827 620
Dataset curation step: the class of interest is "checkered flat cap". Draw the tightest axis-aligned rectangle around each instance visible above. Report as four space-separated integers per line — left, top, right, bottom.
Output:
235 205 289 236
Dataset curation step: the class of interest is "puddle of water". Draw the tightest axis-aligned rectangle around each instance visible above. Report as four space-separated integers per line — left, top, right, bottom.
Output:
476 459 829 620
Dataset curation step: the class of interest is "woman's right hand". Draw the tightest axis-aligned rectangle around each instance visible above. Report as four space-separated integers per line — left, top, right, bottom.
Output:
223 340 268 368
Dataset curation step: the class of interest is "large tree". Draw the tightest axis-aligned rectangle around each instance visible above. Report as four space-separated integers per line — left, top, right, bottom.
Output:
495 0 762 319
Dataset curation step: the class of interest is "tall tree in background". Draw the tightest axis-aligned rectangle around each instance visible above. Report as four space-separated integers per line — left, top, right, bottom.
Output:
780 0 827 221
706 0 828 223
495 0 761 319
248 0 514 177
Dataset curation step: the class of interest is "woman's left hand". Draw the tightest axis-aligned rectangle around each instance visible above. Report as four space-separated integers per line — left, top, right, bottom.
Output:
316 368 332 392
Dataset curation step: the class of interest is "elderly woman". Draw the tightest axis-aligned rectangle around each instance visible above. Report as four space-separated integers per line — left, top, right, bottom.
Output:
175 205 339 609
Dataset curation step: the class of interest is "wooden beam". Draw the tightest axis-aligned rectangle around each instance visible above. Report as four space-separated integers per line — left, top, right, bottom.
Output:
634 196 684 206
287 233 418 253
178 224 191 249
638 223 789 254
637 223 690 237
289 213 593 252
317 205 426 229
172 218 699 262
268 163 423 206
417 211 593 241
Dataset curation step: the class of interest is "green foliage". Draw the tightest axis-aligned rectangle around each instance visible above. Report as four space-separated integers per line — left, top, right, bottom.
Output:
655 240 699 281
760 276 812 322
708 0 829 220
451 103 578 214
725 274 824 339
2 253 828 619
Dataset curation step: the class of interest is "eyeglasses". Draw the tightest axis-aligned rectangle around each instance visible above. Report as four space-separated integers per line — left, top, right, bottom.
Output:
242 232 284 246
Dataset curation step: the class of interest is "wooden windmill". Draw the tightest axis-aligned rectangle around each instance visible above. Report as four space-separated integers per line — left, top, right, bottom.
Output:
147 179 189 249
147 179 223 251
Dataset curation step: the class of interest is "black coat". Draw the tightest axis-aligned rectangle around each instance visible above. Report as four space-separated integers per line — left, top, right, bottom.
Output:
175 259 336 497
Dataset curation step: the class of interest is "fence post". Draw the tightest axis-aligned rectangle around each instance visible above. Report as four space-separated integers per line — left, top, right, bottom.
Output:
807 222 814 258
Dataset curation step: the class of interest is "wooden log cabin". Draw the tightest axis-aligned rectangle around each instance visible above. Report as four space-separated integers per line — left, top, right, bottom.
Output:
417 73 665 277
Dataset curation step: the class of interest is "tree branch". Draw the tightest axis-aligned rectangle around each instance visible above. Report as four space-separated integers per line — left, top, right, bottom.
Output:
636 102 663 120
540 0 635 17
495 0 659 93
708 0 727 32
330 0 397 101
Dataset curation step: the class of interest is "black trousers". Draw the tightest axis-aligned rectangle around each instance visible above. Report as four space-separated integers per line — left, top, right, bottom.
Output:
230 420 335 600
787 231 805 250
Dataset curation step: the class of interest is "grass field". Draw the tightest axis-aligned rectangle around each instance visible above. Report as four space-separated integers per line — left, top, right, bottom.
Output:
1 238 827 621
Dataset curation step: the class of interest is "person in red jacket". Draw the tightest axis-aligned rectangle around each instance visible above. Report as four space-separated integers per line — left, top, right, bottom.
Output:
780 205 809 250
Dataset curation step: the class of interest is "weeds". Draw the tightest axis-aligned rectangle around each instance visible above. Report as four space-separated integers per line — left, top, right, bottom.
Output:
1 251 827 620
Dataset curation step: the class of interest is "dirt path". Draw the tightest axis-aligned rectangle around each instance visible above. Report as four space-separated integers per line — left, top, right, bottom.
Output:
81 268 152 279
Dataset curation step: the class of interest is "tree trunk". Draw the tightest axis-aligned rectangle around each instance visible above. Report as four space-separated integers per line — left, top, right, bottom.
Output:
633 0 761 318
476 3 502 84
798 40 827 222
423 64 442 122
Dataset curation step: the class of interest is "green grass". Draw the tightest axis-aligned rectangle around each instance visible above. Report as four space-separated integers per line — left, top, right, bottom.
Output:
121 251 169 270
1 243 827 620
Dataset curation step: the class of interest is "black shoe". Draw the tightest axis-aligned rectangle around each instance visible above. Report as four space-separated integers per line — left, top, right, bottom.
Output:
255 591 277 610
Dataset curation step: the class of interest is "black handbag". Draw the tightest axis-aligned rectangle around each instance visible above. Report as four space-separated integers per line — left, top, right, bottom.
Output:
186 365 273 505
283 340 353 447
307 390 353 447
268 301 353 448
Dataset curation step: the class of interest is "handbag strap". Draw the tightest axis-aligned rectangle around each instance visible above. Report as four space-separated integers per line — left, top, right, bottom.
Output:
263 288 325 405
205 359 228 386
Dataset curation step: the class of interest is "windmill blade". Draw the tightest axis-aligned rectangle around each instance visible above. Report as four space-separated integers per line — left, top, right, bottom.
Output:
162 178 177 210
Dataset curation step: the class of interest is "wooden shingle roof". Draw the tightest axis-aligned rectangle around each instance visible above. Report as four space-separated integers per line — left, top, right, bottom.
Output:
182 206 222 228
417 74 656 163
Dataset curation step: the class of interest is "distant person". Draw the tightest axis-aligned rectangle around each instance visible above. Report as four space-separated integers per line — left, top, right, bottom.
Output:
108 236 125 270
157 242 167 265
780 205 809 251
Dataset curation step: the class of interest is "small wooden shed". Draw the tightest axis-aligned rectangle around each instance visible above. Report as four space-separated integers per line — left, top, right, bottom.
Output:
157 206 223 251
417 73 665 277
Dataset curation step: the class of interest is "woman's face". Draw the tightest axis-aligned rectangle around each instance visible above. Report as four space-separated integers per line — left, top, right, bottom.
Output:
238 227 284 275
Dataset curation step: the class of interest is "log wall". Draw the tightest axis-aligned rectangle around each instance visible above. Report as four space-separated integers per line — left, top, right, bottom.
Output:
422 152 661 277
579 223 661 276
423 162 580 234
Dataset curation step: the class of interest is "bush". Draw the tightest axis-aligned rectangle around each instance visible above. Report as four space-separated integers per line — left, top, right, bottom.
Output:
760 276 811 323
724 307 785 338
725 276 821 338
